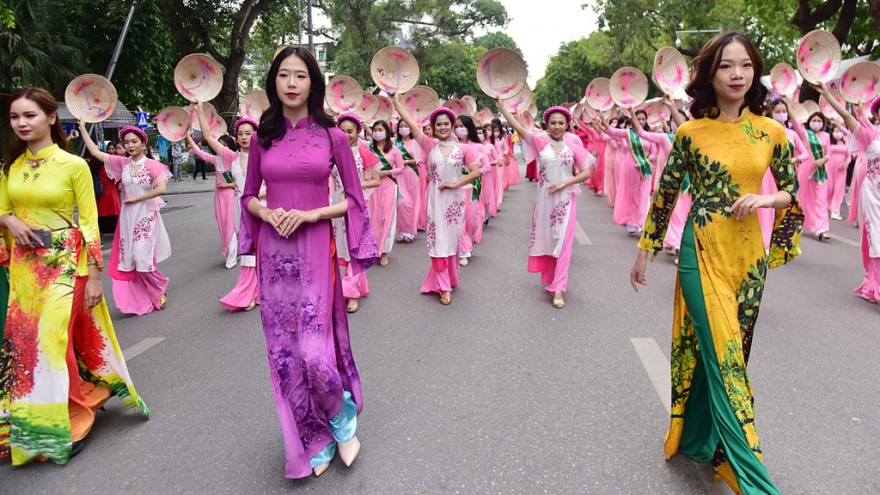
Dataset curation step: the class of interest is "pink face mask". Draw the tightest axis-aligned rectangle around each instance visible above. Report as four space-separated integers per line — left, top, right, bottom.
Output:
454 128 468 139
398 127 411 137
772 112 788 124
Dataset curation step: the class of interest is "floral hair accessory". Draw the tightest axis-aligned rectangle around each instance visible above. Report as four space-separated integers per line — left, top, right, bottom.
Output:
429 107 456 126
336 113 363 132
543 105 572 125
234 117 259 135
119 126 148 144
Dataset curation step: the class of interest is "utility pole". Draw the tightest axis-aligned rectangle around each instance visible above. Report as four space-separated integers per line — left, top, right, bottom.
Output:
307 0 314 55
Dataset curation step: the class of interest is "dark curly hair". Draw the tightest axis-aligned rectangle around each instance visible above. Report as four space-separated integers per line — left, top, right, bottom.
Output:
258 46 335 148
686 31 768 120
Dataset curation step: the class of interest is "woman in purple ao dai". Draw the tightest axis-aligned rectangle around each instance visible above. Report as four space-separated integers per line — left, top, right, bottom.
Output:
238 47 379 478
498 103 593 309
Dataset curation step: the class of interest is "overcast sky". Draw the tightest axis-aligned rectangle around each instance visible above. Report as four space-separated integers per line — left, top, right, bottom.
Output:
486 0 600 87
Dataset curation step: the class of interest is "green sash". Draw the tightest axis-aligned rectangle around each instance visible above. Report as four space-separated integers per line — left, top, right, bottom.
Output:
629 129 652 179
805 130 827 184
370 142 398 186
395 138 419 178
462 166 482 201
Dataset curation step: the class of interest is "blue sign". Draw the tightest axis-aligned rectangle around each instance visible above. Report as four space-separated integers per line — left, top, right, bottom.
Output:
137 111 149 129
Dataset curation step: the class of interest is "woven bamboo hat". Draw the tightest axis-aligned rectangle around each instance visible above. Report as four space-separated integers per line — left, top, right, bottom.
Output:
796 30 841 85
572 103 584 121
443 98 469 116
372 95 394 123
653 47 688 96
326 76 364 114
174 53 224 103
462 95 478 116
839 61 880 104
402 86 440 126
802 99 820 115
187 102 227 138
585 78 614 111
789 101 809 123
645 100 672 127
155 106 191 142
610 67 649 109
370 46 420 95
477 107 495 125
65 74 118 123
528 102 538 118
355 92 380 122
770 63 798 98
499 85 532 115
579 103 597 123
476 48 528 99
239 90 270 121
819 95 841 121
520 110 534 128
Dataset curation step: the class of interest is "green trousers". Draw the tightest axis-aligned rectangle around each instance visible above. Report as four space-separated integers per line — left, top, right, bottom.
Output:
677 219 779 495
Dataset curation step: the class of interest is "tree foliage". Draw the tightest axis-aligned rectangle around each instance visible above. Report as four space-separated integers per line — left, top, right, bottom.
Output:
417 41 493 108
67 0 181 113
474 31 523 57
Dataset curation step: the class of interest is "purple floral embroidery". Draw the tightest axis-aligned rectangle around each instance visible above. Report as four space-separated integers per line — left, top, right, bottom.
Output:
866 157 879 182
445 200 464 226
529 222 537 249
866 218 874 250
263 253 313 285
427 163 441 184
550 199 571 226
118 237 126 264
538 165 549 188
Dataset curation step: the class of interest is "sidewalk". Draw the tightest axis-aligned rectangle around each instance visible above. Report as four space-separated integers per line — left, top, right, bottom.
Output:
165 172 217 195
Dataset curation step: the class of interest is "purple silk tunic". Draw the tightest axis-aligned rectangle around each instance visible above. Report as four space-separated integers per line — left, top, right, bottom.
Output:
239 116 379 479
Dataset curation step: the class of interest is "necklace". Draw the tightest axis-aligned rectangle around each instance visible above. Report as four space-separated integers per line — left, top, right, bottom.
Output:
26 156 48 169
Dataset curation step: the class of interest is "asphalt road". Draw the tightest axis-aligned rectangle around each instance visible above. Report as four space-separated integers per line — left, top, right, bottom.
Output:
3 155 878 494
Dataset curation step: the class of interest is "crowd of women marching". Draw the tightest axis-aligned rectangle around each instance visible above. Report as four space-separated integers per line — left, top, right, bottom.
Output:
1 26 879 495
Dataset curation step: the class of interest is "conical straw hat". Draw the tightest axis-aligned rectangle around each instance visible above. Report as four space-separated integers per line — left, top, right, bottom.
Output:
154 106 191 142
174 53 224 102
477 107 495 125
371 95 394 123
371 46 419 95
653 47 688 96
499 85 532 115
520 110 534 128
187 102 227 138
580 104 597 123
476 48 528 99
443 98 468 116
802 99 820 115
789 101 809 123
402 86 440 127
461 95 478 116
528 102 538 118
839 61 880 104
354 92 380 122
240 90 270 121
610 67 649 109
796 30 841 85
585 78 614 111
65 74 118 123
326 76 364 114
572 103 584 121
819 95 841 121
770 63 798 98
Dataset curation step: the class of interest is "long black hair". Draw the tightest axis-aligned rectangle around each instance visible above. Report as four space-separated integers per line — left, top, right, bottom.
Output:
634 109 650 131
457 115 481 144
258 46 334 148
686 31 768 119
371 120 394 153
218 134 238 152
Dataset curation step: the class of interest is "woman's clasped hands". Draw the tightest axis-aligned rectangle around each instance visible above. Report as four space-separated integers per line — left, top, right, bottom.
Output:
261 207 319 238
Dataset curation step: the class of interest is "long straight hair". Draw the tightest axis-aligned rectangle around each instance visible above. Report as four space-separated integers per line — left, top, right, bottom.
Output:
258 46 334 148
4 87 68 173
371 120 394 153
686 31 768 119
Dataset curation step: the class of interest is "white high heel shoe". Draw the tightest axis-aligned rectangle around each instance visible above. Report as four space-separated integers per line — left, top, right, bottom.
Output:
337 436 361 467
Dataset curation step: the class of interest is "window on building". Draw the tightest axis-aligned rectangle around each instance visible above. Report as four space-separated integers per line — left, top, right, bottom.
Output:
318 50 325 61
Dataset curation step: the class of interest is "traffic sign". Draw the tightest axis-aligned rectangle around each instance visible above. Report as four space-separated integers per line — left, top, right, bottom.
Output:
137 111 149 129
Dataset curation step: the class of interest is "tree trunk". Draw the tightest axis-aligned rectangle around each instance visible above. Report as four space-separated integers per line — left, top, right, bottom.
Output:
869 0 880 34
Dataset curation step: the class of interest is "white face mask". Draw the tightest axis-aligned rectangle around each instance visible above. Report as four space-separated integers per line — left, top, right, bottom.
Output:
398 127 410 137
372 131 386 141
772 112 788 124
493 131 500 138
454 128 468 139
477 134 485 141
809 121 824 132
833 132 844 140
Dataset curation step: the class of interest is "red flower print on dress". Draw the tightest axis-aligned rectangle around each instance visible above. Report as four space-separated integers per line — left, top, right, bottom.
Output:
1 302 40 400
445 200 464 226
132 214 156 242
73 310 108 372
426 218 437 251
550 199 571 226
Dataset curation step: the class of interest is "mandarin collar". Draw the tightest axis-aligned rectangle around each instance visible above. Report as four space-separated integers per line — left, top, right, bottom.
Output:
26 143 60 160
284 115 315 130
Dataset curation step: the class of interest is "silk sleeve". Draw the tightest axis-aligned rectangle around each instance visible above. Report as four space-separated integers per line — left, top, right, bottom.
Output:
332 127 379 274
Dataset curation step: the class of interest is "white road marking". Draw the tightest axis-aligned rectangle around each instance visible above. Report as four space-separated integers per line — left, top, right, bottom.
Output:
630 338 736 495
122 337 165 360
825 233 860 248
575 221 592 245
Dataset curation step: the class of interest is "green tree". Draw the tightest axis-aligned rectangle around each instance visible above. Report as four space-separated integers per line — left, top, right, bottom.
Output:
474 31 523 57
67 0 181 113
240 1 303 94
0 1 13 28
315 0 508 89
418 41 492 107
533 31 617 109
